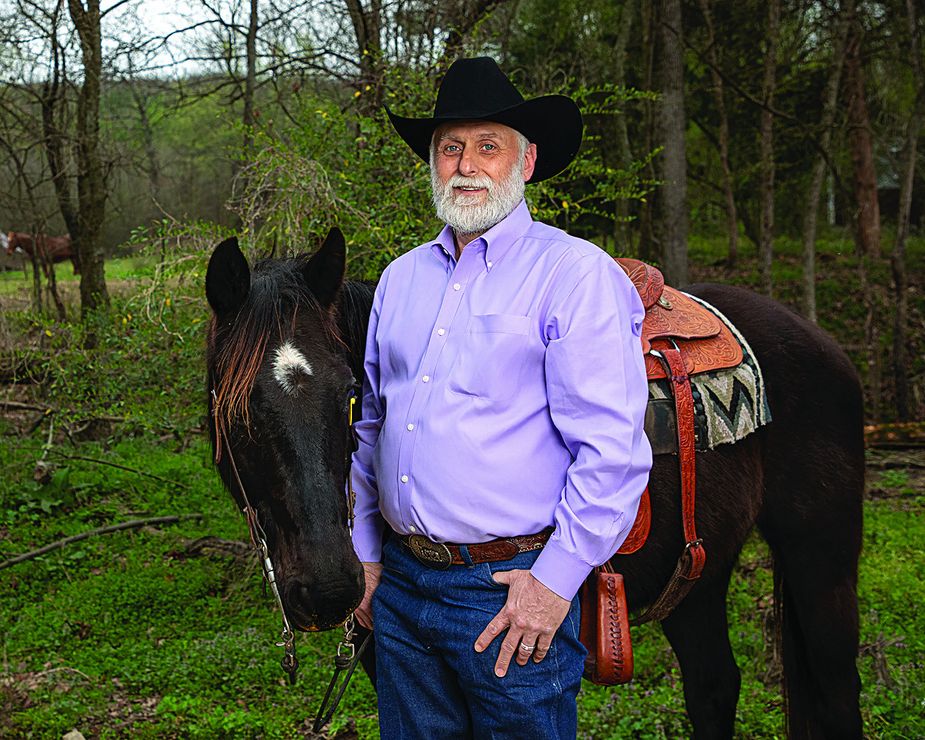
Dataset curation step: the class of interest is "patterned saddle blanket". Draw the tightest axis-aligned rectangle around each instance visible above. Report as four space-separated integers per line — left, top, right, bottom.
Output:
646 294 771 454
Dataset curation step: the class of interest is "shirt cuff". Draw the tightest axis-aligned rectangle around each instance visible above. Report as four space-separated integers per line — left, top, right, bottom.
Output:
530 538 594 601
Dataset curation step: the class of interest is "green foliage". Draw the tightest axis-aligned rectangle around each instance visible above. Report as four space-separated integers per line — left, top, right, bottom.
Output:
22 303 205 436
126 67 656 280
528 85 658 254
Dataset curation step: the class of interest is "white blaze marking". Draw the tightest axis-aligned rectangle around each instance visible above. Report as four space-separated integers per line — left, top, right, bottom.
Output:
273 342 313 394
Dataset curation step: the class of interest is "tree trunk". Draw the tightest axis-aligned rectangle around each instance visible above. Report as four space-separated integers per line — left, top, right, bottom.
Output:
344 0 384 113
37 235 67 320
243 0 258 149
41 0 80 265
892 0 923 421
638 0 657 262
844 0 881 258
68 0 109 317
613 0 636 251
29 237 43 315
802 11 848 323
654 0 688 285
697 0 737 268
758 0 780 297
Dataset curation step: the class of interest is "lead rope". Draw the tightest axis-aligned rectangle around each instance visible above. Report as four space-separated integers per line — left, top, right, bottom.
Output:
312 392 373 734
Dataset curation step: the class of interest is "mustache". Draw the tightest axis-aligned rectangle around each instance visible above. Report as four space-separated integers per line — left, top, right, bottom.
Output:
443 175 494 193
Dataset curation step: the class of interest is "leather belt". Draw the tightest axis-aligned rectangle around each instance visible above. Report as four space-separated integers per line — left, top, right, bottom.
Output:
399 529 553 569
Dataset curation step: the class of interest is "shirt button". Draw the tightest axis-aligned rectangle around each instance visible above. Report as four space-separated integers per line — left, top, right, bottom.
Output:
401 475 409 483
437 328 446 336
487 261 493 268
407 423 415 431
422 375 430 383
453 282 461 291
409 525 417 532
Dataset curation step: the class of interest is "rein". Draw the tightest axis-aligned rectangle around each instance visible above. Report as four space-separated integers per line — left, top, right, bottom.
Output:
210 387 369 709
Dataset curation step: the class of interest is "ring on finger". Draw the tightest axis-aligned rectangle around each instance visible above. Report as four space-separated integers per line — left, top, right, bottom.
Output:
519 642 536 653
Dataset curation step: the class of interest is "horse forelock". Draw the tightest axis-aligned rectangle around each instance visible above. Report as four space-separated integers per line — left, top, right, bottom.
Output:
208 258 341 457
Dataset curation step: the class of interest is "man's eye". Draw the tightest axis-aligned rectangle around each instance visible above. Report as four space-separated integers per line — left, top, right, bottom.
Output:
481 143 496 151
445 145 460 154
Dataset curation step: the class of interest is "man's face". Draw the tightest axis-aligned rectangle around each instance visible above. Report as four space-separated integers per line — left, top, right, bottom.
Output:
430 121 537 236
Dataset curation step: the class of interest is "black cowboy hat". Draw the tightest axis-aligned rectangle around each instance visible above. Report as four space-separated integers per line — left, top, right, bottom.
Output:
386 57 583 183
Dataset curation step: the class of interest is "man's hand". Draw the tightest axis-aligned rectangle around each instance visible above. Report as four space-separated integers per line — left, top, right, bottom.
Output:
354 561 382 630
474 569 571 677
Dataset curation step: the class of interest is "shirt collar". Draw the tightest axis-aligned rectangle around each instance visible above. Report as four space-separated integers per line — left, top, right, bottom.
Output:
429 199 534 269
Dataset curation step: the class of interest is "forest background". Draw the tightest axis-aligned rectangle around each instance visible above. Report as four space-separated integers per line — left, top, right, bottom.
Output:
0 0 923 737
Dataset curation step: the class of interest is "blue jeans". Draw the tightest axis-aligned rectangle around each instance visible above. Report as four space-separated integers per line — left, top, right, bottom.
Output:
372 537 585 739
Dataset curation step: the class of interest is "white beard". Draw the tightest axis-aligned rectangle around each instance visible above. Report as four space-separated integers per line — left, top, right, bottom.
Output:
431 165 526 238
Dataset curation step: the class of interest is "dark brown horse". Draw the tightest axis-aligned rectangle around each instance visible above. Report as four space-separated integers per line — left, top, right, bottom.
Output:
205 230 863 739
6 231 80 273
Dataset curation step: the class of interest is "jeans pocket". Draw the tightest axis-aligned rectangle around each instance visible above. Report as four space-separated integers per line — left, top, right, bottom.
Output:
476 548 543 592
479 562 512 591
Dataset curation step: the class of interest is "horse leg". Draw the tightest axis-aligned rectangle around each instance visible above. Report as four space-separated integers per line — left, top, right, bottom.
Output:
659 571 740 740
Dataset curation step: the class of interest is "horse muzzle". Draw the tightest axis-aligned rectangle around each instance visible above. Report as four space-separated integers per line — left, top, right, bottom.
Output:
283 575 364 632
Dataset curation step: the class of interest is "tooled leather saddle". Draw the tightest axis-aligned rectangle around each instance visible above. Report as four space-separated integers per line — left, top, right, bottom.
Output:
580 258 743 685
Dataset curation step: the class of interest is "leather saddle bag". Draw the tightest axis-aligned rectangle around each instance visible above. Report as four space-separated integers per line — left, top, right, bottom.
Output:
579 562 633 685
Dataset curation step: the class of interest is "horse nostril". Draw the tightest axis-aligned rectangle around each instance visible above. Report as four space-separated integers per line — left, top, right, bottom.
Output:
286 577 364 626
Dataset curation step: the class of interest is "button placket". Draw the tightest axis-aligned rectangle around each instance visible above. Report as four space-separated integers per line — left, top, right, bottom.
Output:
394 268 469 530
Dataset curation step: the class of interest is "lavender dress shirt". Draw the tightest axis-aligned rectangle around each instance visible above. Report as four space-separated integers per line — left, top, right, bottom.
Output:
351 200 652 599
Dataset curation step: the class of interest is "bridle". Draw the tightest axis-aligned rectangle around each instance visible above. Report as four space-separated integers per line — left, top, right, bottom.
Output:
209 384 364 692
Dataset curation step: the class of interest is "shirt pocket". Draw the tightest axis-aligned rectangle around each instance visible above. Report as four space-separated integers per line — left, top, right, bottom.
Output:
447 314 530 402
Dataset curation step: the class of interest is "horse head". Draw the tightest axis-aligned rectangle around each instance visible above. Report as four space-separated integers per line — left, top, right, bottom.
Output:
205 229 365 631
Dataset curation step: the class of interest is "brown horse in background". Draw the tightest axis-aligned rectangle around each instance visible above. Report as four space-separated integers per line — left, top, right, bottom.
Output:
6 231 80 274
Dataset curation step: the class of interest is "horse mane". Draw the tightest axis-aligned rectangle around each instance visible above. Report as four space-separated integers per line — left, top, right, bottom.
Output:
337 280 376 382
208 257 339 457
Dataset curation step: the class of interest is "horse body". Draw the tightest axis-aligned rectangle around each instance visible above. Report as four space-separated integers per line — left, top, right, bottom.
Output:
205 235 863 738
6 231 80 273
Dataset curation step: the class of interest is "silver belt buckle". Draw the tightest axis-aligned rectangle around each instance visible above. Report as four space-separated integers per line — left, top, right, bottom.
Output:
407 534 452 569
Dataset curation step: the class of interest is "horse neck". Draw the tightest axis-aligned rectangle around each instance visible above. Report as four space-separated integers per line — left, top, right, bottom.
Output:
336 280 376 382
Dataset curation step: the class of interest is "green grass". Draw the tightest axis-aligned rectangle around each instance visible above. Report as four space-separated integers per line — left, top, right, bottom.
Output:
3 437 922 738
0 256 156 284
0 437 378 739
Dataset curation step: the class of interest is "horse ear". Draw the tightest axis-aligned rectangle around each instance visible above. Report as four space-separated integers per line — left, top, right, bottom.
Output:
302 227 346 307
206 236 250 317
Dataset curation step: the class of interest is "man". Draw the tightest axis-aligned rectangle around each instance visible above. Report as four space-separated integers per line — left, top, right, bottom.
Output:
350 57 651 738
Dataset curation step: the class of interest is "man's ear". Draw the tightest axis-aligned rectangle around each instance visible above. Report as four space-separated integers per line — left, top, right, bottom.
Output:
302 228 346 308
523 142 538 182
206 237 250 318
